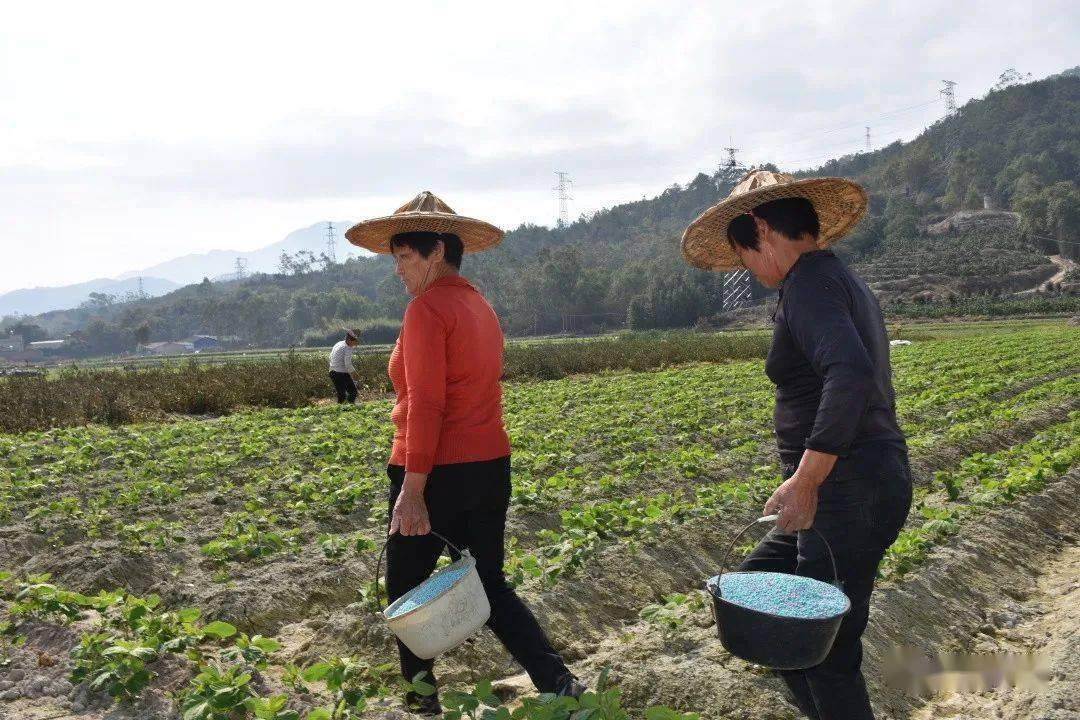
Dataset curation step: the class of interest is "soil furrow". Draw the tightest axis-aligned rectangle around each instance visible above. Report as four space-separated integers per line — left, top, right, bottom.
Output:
542 469 1080 718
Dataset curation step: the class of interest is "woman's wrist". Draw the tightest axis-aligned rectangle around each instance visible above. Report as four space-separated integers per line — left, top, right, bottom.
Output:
795 449 838 487
402 471 428 495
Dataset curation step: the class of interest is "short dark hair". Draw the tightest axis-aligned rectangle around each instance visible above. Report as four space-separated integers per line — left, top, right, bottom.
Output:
726 197 820 252
389 231 464 268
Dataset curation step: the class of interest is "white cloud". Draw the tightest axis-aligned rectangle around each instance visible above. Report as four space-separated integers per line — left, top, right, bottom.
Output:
1 0 1078 293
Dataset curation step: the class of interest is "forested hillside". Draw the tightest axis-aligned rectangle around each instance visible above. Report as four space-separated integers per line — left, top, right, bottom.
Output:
5 68 1078 355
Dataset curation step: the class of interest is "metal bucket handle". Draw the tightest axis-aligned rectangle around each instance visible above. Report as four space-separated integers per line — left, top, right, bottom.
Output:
715 514 842 594
374 529 468 612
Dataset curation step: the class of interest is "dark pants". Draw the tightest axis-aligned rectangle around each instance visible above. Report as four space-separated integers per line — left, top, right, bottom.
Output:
329 371 357 403
386 457 570 693
738 442 912 720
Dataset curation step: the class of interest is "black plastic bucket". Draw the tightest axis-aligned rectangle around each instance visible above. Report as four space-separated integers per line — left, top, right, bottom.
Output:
705 516 850 670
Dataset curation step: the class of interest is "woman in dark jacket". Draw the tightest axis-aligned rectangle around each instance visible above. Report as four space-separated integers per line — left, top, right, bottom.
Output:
681 170 913 720
346 192 584 716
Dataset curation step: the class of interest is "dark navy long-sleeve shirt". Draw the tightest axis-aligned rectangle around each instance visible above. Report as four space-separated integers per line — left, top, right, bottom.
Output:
765 250 906 461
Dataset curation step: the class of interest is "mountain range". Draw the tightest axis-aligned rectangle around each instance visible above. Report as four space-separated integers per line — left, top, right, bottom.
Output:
0 277 181 318
1 221 359 317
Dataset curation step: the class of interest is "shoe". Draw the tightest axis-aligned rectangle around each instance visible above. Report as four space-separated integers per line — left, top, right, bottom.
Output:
554 673 587 699
405 690 442 716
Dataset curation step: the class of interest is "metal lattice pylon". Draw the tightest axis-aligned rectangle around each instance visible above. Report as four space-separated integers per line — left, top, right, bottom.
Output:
723 269 752 311
325 222 337 264
553 172 573 228
941 80 960 174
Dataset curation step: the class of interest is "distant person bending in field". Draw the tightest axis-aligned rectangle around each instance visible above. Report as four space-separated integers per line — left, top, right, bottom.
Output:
345 192 585 716
328 329 360 403
681 170 913 720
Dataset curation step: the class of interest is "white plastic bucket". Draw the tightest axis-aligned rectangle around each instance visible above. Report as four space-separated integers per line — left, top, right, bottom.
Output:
376 532 491 659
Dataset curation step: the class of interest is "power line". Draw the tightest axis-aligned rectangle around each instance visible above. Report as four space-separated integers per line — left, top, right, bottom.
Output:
765 136 876 165
760 115 940 168
807 98 943 137
755 98 943 157
724 89 946 170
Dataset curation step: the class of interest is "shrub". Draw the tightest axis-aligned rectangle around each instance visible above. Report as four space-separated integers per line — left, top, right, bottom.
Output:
0 330 770 433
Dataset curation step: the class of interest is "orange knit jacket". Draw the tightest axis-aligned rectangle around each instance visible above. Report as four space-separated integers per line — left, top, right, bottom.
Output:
388 275 511 473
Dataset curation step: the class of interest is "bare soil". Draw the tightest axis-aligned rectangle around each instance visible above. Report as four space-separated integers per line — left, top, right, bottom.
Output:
5 468 1077 719
910 542 1079 720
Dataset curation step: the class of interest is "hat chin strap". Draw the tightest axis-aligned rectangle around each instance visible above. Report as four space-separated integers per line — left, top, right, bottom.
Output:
416 258 456 294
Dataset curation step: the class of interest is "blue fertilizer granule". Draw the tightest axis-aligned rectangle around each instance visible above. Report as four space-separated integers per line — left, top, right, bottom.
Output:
386 566 471 618
711 572 849 619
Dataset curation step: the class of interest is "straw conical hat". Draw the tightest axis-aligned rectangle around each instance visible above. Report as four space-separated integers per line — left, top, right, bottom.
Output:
681 169 867 271
345 191 504 254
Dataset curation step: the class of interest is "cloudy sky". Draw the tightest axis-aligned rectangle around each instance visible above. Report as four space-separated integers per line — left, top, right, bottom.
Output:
2 0 1077 293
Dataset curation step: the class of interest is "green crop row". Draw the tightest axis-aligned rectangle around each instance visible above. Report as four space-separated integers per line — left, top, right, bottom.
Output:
0 572 696 720
879 415 1079 580
1 327 1076 579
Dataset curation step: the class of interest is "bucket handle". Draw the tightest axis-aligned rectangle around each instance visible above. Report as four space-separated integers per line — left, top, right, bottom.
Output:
715 514 842 594
373 529 466 612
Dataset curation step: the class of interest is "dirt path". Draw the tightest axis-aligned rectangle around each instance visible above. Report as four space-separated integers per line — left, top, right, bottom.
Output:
1019 254 1076 294
909 541 1079 720
1045 254 1076 286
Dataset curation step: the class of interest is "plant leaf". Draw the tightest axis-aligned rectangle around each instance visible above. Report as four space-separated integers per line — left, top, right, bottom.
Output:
301 662 331 682
201 621 237 639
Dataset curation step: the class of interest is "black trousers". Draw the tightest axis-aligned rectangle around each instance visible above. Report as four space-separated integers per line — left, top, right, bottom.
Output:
386 457 570 693
329 371 357 403
738 442 912 720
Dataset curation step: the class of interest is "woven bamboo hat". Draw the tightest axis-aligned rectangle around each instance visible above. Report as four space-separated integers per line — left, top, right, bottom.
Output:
681 169 867 271
345 191 504 254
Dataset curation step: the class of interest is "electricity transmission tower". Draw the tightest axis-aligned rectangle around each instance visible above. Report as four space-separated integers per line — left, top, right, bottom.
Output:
136 276 146 300
325 222 337 264
234 257 247 282
865 126 871 152
941 80 960 174
723 144 739 170
940 80 958 115
553 172 573 228
723 269 753 312
718 142 741 183
717 142 753 311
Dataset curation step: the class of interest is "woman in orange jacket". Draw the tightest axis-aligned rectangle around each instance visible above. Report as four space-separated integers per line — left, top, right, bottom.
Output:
346 192 584 716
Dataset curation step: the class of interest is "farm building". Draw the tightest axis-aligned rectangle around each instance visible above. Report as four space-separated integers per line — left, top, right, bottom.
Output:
140 341 195 356
183 335 221 351
26 339 67 358
0 334 25 353
0 334 41 363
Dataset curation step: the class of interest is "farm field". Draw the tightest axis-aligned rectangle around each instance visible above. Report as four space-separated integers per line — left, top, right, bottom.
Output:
0 322 1078 719
27 332 638 375
0 330 773 434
